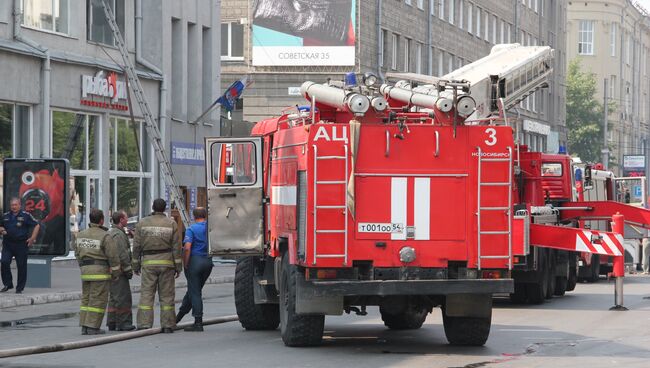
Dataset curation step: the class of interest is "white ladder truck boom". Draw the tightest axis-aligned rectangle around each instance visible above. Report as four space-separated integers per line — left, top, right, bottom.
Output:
99 0 190 226
381 43 554 120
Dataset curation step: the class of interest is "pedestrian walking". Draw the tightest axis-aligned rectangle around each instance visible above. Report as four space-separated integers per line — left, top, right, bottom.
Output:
76 208 121 335
0 197 40 294
106 210 135 331
176 207 213 331
643 236 650 274
132 199 182 333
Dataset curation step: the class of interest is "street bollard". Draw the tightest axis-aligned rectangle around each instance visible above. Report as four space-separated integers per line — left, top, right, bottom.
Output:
610 212 628 311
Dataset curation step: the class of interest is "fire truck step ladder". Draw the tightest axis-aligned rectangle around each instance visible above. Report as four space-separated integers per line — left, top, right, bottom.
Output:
312 144 349 265
100 0 189 226
476 146 513 270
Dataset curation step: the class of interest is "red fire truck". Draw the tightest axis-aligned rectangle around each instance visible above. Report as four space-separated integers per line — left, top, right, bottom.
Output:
205 44 650 347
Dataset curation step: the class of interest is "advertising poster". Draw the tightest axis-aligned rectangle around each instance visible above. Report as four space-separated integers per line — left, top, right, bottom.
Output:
623 155 646 177
3 159 69 256
252 0 356 66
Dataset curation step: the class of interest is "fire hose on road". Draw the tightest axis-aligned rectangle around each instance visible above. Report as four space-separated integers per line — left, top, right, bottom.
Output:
0 315 239 358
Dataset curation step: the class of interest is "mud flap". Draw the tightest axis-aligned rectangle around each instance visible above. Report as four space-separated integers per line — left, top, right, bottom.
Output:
296 273 343 315
445 294 492 318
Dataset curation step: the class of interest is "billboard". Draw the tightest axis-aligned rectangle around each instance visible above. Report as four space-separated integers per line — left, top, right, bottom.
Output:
3 159 70 256
623 155 646 177
252 0 356 66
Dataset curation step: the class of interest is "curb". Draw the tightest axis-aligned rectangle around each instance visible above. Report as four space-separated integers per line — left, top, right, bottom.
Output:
0 276 234 309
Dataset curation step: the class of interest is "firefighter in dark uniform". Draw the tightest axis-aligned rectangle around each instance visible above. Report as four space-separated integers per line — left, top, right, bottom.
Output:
0 197 40 294
106 210 135 331
76 208 121 335
132 199 182 333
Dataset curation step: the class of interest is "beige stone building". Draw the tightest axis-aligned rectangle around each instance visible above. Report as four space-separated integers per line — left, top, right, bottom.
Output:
568 0 650 174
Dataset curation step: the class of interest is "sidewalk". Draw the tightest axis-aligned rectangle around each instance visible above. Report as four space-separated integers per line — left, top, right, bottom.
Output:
0 258 235 309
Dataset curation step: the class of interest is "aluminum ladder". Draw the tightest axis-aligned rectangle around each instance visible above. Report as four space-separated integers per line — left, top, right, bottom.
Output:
476 146 513 270
312 144 349 265
100 0 189 226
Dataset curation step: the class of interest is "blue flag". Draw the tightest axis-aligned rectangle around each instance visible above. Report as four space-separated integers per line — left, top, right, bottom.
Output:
217 77 249 112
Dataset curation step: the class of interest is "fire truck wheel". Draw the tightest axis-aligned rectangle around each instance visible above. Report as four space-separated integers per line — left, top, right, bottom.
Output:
379 305 428 330
509 282 527 304
234 257 280 330
588 254 601 282
442 307 491 346
554 262 569 296
279 253 324 347
526 251 548 304
566 255 578 292
545 252 556 299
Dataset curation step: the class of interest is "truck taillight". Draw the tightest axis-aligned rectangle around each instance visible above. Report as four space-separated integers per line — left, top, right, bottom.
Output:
316 270 338 279
481 271 502 279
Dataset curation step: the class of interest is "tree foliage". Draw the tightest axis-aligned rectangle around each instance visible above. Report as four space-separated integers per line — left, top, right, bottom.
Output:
566 59 611 163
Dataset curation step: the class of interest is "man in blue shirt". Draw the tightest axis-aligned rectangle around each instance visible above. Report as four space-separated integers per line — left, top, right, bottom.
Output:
176 207 213 331
0 197 40 293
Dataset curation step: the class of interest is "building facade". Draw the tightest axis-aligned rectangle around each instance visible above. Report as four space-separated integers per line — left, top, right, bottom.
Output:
221 0 567 151
567 0 650 175
0 0 221 226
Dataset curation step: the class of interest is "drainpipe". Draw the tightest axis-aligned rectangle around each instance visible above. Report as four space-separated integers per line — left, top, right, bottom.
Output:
376 0 384 81
13 0 50 158
135 0 166 200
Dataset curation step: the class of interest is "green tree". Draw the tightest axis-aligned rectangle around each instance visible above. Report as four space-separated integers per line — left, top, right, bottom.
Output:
566 59 613 164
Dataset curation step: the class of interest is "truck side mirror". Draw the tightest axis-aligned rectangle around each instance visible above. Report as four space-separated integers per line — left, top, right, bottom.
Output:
584 165 593 189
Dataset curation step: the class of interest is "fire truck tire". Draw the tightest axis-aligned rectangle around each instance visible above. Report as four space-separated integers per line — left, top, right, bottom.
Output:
545 252 556 299
442 308 491 346
554 276 567 296
380 305 428 330
234 257 280 331
566 255 578 292
509 282 527 304
279 254 324 347
526 251 548 304
588 255 601 282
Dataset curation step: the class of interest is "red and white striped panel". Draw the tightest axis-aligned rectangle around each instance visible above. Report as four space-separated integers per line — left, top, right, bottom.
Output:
575 230 624 256
391 177 431 240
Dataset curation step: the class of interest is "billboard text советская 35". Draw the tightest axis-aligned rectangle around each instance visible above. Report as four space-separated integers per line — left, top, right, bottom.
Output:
252 0 356 66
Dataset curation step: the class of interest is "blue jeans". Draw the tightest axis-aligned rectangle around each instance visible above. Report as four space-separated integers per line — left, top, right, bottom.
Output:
179 256 213 318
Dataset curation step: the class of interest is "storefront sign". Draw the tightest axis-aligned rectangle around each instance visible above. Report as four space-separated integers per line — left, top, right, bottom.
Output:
170 141 205 166
80 71 129 111
523 119 551 135
623 155 646 177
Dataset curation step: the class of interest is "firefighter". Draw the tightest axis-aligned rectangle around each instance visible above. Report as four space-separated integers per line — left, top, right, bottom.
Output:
0 197 40 294
76 208 121 335
132 199 182 333
106 210 135 331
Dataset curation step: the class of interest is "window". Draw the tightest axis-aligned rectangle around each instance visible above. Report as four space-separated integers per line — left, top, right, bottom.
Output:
578 20 594 55
23 0 69 34
211 142 257 186
417 0 424 9
416 43 422 73
476 7 481 38
609 75 616 99
500 20 505 43
429 47 434 74
467 3 473 34
459 0 464 29
438 51 444 76
507 23 511 43
541 163 563 177
449 0 454 24
404 38 411 72
87 0 124 45
0 103 30 160
492 15 497 44
52 112 101 171
221 22 244 60
406 0 412 5
430 0 435 15
391 34 398 70
439 0 445 20
626 33 631 65
533 0 538 12
448 54 453 74
610 23 617 57
484 12 489 41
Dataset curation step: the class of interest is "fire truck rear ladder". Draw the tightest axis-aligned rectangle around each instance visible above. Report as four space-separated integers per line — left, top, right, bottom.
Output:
312 144 349 265
100 0 189 226
477 146 513 270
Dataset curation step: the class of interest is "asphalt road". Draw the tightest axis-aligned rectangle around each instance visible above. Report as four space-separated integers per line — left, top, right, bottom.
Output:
2 276 650 368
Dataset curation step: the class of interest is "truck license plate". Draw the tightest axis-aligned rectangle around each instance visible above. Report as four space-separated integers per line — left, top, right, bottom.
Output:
358 223 404 233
